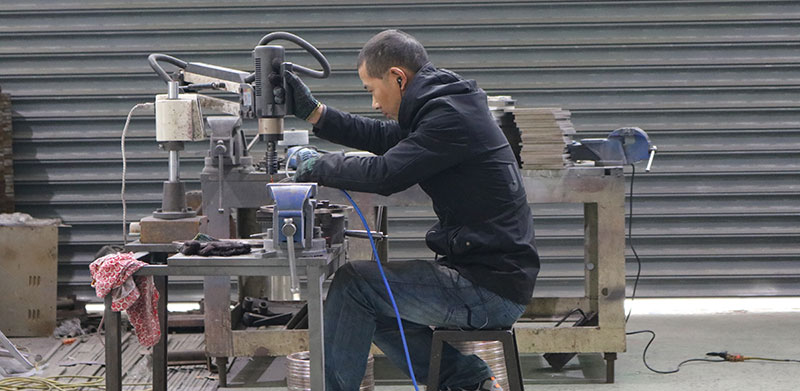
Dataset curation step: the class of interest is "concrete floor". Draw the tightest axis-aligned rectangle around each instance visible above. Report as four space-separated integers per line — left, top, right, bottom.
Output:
537 311 800 391
218 311 800 391
6 311 799 390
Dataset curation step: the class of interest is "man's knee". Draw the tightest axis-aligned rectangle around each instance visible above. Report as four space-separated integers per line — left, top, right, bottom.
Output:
331 261 373 290
336 260 378 281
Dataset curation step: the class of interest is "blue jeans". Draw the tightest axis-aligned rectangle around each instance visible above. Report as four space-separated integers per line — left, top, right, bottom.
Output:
324 260 527 391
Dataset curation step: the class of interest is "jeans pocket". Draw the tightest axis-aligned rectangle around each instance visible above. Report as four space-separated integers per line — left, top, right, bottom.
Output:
473 288 527 328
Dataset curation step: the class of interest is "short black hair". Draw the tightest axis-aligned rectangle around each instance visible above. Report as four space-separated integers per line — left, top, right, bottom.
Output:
357 29 429 78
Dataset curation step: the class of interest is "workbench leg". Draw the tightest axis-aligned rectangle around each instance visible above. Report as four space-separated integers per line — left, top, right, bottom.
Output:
604 352 617 383
204 276 233 386
153 275 168 391
307 264 326 391
216 357 228 387
104 295 122 391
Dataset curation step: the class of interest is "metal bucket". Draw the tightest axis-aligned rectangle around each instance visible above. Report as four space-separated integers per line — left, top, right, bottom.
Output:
286 351 374 391
450 341 509 390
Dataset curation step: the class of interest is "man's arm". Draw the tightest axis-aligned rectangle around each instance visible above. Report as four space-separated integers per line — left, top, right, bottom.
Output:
313 106 409 155
300 105 469 195
285 71 408 155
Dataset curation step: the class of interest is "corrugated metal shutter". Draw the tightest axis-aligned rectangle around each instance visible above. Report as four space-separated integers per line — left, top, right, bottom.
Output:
1 1 797 301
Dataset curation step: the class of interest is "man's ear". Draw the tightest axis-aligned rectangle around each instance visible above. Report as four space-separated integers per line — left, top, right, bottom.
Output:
388 67 407 90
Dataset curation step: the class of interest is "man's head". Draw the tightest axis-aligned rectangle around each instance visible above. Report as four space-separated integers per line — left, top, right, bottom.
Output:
357 30 429 120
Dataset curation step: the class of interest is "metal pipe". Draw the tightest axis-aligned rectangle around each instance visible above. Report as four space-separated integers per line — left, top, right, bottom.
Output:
168 150 180 182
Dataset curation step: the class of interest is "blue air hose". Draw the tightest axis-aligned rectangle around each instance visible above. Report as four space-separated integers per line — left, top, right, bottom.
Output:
341 189 420 391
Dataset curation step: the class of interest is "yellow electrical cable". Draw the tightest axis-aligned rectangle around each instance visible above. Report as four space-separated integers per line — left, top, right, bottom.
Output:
743 356 800 363
0 375 151 391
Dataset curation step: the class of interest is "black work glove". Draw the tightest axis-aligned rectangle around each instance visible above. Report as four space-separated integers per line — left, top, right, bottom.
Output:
197 241 252 257
284 71 321 121
179 240 202 255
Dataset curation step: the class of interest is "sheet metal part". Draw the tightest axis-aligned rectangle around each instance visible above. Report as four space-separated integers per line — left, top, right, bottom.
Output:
450 341 509 391
287 351 374 391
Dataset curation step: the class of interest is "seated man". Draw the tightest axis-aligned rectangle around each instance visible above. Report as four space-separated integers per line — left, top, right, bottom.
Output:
285 29 539 391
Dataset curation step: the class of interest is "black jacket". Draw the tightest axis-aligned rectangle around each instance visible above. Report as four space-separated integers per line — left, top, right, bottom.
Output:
305 63 539 304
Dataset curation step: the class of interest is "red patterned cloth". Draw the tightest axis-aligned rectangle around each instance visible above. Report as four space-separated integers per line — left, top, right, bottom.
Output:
89 252 160 347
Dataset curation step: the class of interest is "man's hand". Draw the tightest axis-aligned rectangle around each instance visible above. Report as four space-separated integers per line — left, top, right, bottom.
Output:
289 147 321 182
284 71 323 124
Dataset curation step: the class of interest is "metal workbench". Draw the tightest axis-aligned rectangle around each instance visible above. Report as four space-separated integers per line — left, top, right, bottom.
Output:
104 166 626 388
103 244 345 391
516 167 627 382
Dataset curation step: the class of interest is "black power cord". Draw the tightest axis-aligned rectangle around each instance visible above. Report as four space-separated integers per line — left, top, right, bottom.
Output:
625 163 642 323
626 330 725 374
623 164 800 374
553 308 587 327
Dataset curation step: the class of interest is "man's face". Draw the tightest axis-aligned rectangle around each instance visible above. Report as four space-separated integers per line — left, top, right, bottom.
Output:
358 64 402 120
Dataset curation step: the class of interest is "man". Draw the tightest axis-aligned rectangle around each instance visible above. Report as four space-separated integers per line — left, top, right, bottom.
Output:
284 30 539 391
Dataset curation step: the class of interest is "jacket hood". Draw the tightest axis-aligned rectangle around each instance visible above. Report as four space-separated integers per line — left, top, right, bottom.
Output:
397 63 478 129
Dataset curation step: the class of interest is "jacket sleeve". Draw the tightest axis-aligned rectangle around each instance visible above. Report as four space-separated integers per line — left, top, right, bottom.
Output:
306 104 470 196
312 106 409 155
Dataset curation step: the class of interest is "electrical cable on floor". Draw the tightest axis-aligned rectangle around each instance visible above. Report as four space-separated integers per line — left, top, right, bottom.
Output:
705 351 800 363
621 165 725 375
625 330 725 374
625 330 800 376
625 164 642 323
0 374 151 390
341 189 420 391
121 102 155 244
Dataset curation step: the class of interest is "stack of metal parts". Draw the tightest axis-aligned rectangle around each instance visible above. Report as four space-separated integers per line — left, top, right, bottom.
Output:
0 90 13 213
488 96 575 170
515 107 575 170
488 96 522 168
450 341 510 391
286 351 374 391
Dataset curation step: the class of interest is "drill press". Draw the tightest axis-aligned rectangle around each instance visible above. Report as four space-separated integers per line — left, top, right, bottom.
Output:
139 32 331 243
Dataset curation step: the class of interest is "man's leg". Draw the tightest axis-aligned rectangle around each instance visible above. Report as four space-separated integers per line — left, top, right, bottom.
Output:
372 315 489 386
324 259 525 390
